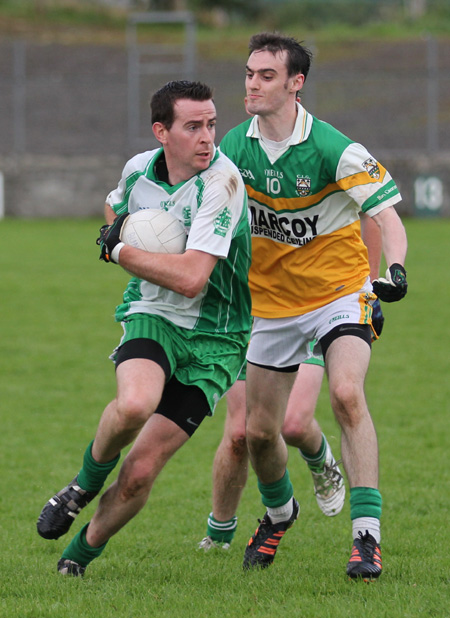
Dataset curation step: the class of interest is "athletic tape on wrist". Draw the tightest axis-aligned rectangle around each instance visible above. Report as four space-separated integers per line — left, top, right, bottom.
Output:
111 242 125 263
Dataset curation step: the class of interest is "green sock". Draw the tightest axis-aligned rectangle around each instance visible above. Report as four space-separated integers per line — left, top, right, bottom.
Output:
350 486 382 520
76 440 120 493
258 469 293 508
206 513 237 544
61 523 108 568
300 434 327 470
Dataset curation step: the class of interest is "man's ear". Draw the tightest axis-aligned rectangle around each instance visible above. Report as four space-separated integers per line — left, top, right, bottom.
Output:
152 122 167 144
290 73 305 95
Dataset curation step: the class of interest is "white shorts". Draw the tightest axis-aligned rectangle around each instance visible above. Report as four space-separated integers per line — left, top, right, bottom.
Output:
247 280 376 369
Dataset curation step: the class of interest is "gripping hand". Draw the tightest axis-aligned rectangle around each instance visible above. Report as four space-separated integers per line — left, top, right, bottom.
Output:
372 263 407 303
96 213 129 263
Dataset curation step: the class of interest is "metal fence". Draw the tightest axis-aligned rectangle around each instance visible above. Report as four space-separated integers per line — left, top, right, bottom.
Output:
1 23 449 159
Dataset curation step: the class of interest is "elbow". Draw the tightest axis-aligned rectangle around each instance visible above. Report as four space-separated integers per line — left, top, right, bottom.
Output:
178 275 207 298
182 287 200 299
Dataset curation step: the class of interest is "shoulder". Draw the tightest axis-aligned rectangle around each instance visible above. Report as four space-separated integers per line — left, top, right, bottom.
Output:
199 151 246 203
220 120 252 150
122 149 160 176
213 149 243 177
310 117 354 155
203 149 243 182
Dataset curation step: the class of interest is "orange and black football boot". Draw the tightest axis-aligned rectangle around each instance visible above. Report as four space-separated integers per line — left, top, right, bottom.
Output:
243 498 299 569
347 531 382 581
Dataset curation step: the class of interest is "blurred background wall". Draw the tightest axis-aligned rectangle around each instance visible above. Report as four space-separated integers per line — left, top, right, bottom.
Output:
0 0 448 218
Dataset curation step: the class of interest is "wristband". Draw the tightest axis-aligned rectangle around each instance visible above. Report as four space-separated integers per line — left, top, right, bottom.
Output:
111 242 125 264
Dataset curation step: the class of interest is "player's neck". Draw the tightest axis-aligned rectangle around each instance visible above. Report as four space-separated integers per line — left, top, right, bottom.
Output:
257 104 298 142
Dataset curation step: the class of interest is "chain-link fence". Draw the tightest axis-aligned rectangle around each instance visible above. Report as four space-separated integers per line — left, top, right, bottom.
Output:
0 19 449 218
1 31 449 158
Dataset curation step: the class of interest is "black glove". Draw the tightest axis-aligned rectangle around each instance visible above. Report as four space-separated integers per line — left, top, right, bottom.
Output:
96 213 129 263
372 263 407 303
371 298 385 337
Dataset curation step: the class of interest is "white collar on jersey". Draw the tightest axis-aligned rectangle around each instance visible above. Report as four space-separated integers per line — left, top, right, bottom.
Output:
246 102 313 145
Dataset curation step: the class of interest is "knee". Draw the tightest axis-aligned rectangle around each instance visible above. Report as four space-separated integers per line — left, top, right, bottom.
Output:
282 417 306 445
228 431 247 459
115 393 156 432
246 425 278 454
330 382 366 427
117 457 154 500
218 425 247 464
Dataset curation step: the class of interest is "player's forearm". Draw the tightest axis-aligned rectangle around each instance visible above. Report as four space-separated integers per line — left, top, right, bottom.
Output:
104 203 116 225
372 207 407 267
117 246 218 298
361 213 382 281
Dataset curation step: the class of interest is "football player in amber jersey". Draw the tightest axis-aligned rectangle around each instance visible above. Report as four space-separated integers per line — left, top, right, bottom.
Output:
220 32 407 579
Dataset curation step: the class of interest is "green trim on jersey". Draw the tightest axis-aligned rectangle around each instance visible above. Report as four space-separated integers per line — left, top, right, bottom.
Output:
362 179 400 212
110 148 252 336
220 116 400 216
221 117 353 205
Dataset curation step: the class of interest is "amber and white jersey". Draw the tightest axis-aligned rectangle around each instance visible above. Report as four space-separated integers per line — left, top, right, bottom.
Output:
220 103 402 319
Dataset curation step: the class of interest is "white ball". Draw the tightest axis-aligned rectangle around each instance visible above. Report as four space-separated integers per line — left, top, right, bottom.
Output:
121 209 186 254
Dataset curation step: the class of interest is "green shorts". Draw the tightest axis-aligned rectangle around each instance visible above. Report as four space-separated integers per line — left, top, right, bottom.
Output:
114 314 249 413
238 339 324 381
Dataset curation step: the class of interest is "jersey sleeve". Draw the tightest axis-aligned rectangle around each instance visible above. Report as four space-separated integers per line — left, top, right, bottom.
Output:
105 151 154 216
335 142 402 216
186 158 247 259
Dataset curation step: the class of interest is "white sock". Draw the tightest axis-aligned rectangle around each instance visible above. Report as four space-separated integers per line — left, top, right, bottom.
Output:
267 498 294 524
352 517 381 544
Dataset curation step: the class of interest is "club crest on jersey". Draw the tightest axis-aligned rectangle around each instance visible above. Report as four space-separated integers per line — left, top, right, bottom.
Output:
362 158 380 180
296 175 311 197
214 206 232 237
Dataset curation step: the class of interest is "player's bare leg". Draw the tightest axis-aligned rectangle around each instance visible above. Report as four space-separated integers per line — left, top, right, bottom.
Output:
325 334 383 580
243 363 299 569
212 381 248 521
87 414 189 546
325 336 377 488
246 364 296 484
282 363 345 516
198 380 248 550
37 358 166 541
282 363 324 452
92 358 166 463
57 414 189 575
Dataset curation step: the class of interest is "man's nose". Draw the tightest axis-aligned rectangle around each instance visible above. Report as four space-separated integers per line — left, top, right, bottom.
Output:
200 125 212 142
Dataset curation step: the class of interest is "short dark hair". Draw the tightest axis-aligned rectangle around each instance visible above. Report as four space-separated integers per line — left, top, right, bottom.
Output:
150 80 214 129
249 32 313 81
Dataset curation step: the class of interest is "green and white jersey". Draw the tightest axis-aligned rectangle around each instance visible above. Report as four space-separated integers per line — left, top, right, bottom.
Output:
106 147 252 335
220 104 402 318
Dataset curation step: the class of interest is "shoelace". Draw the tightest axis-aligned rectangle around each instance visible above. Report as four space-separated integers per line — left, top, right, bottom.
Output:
312 459 343 493
357 531 377 560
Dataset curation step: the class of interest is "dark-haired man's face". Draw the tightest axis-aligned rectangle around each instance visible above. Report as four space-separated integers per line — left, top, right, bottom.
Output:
245 50 303 117
153 98 216 185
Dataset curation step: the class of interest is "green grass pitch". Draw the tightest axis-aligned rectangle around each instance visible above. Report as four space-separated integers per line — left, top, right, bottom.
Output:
0 217 448 617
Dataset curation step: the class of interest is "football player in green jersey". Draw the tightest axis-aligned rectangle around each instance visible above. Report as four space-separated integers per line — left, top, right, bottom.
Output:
36 80 252 577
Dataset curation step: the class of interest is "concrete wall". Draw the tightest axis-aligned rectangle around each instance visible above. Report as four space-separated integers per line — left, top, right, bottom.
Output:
1 152 449 219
